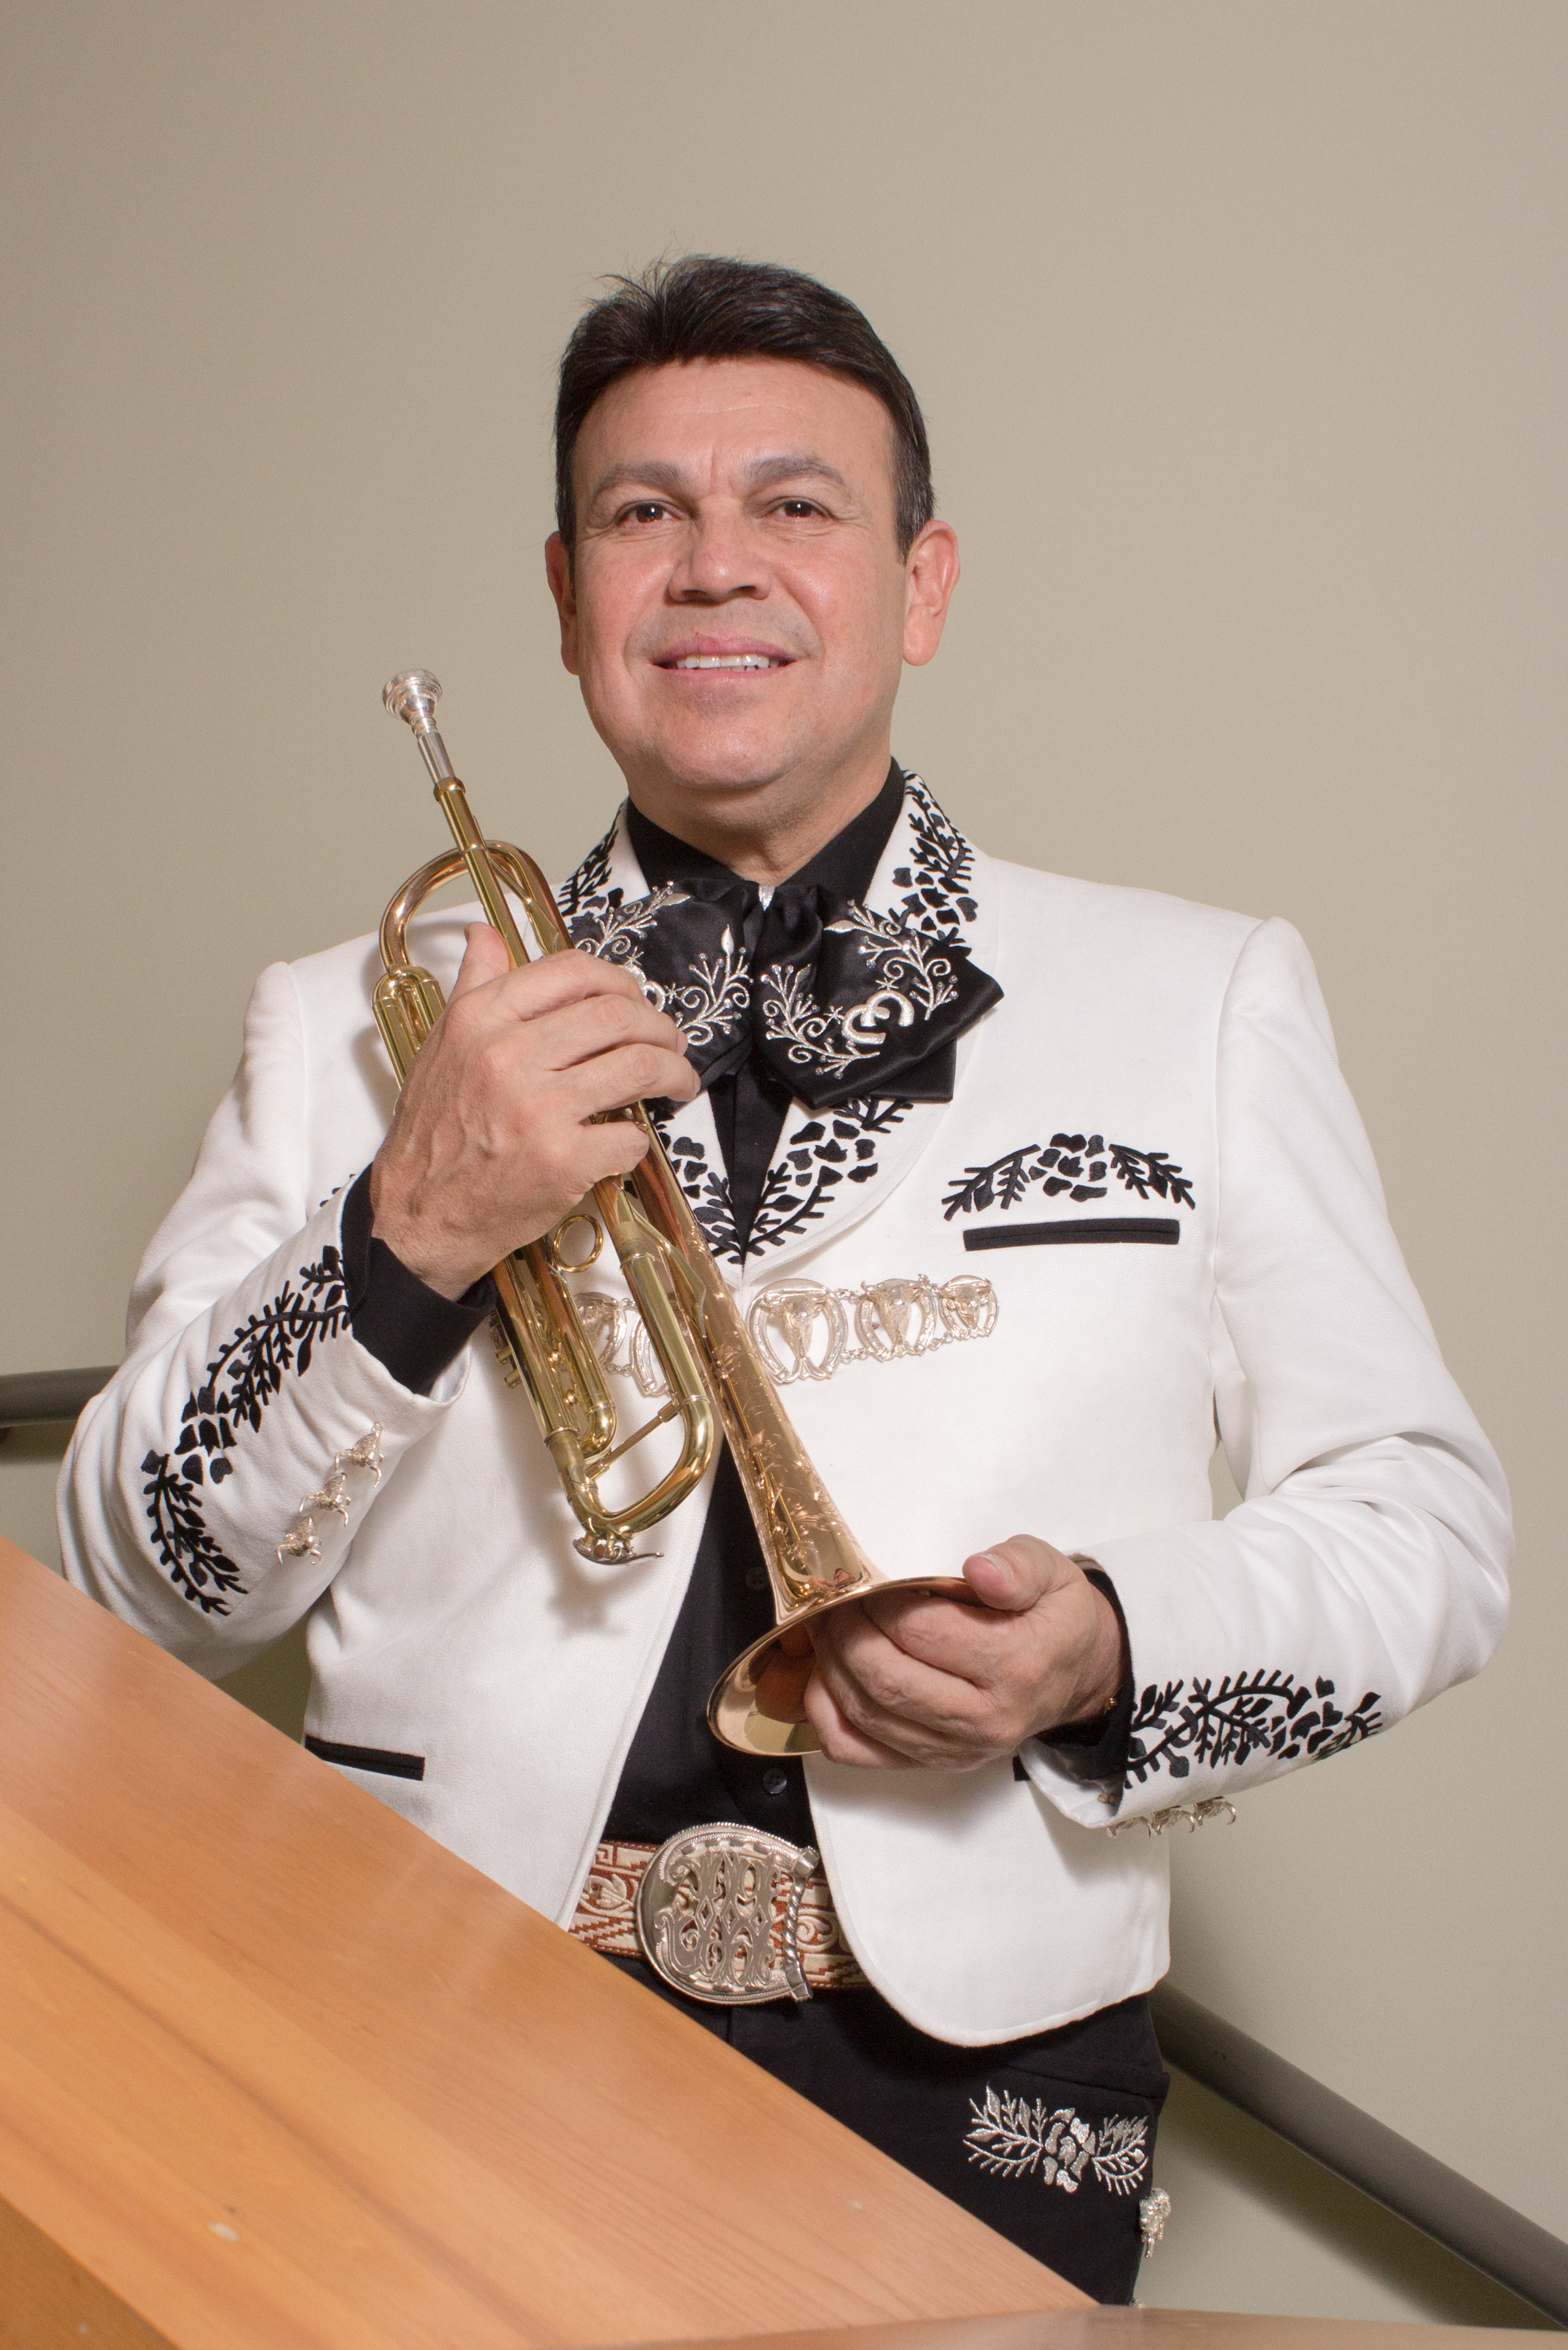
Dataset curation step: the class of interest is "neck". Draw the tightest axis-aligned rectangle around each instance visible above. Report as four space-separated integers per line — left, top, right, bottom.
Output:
625 740 894 885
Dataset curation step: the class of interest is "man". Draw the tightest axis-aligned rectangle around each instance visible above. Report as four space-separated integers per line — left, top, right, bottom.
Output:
61 257 1511 2302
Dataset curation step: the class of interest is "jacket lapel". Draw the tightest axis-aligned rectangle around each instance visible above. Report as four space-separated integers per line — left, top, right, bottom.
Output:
554 776 1000 1279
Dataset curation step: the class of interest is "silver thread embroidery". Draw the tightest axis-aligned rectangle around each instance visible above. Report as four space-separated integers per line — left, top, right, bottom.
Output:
758 907 960 1081
963 2092 1150 2195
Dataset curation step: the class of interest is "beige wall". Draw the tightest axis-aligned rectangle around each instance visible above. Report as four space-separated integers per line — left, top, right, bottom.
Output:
2 2 1562 2323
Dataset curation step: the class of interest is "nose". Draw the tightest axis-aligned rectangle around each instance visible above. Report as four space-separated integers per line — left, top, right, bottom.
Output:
669 503 767 603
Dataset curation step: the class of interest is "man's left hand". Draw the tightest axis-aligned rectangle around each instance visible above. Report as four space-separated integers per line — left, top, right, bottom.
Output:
802 1536 1125 1770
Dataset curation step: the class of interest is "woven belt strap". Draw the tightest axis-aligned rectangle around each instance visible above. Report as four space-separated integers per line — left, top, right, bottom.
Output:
571 1834 869 1996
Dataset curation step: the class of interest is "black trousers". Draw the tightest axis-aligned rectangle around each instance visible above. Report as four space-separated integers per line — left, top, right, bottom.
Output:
606 1956 1169 2304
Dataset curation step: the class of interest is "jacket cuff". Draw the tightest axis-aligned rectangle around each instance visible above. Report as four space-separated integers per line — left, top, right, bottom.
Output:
1030 1565 1134 1789
341 1168 495 1398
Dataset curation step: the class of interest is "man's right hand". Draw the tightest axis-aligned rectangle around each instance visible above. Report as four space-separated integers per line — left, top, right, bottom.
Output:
368 922 698 1299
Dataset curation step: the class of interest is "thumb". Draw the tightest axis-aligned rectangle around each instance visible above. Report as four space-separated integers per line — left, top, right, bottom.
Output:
447 922 512 1003
962 1533 1074 1614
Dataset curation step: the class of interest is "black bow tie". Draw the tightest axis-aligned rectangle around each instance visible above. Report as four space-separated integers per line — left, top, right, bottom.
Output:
569 868 1002 1110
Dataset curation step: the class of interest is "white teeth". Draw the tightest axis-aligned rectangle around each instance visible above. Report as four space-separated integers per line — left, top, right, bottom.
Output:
670 653 779 670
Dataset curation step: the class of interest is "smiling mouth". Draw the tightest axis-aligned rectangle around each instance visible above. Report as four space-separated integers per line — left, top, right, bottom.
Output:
659 652 792 671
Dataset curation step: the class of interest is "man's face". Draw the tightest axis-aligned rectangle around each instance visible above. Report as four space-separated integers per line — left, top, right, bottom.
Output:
546 357 954 830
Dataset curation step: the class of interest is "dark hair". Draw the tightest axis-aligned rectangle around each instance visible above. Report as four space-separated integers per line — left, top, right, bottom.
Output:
554 255 934 558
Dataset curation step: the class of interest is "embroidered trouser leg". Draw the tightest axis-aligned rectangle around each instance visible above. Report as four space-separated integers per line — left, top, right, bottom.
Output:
603 1956 1168 2305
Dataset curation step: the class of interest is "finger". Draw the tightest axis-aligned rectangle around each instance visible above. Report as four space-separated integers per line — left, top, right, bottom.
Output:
523 986 693 1079
486 945 665 1024
809 1602 1028 1762
859 1586 997 1678
569 1116 652 1189
447 922 514 1003
802 1667 917 1768
805 1661 994 1770
561 1041 701 1117
809 1605 988 1741
962 1533 1077 1614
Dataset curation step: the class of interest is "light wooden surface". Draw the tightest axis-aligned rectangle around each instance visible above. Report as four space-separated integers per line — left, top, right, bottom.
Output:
0 1535 1078 2348
0 2191 177 2349
657 2310 1556 2347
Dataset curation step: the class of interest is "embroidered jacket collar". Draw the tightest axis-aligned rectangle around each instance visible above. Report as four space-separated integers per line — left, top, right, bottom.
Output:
556 770 1001 1274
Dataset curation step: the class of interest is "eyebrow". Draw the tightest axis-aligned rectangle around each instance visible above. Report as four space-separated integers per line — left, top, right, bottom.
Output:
585 453 851 508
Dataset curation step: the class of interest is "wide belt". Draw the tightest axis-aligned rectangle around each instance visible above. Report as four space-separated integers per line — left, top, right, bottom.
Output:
569 1825 869 2005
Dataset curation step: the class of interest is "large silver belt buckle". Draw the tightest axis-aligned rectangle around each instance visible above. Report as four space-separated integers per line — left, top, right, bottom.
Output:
634 1823 817 2006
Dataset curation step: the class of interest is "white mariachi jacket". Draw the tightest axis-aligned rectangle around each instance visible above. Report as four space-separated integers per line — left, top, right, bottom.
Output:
60 777 1511 2045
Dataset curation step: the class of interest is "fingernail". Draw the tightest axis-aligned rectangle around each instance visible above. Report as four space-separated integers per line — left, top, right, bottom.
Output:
975 1551 1015 1588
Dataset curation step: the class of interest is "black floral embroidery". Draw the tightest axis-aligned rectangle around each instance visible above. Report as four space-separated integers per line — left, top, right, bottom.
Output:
942 1133 1195 1220
561 776 978 958
889 776 979 937
760 913 961 1084
140 1452 246 1612
178 1253 349 1457
659 1125 742 1262
561 781 991 1108
752 1100 913 1253
561 785 946 1255
941 1145 1039 1218
142 1249 352 1614
1125 1672 1381 1785
557 820 618 923
1036 1134 1109 1200
1108 1144 1195 1208
658 1100 914 1265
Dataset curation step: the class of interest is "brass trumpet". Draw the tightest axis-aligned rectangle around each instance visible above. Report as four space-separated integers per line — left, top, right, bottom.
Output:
379 673 967 1755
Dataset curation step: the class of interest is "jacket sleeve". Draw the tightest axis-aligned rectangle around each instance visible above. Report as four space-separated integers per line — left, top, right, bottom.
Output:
58 960 471 1676
1021 915 1512 1825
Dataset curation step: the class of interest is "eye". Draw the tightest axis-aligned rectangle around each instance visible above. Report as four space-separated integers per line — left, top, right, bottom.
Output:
614 500 676 528
774 498 826 520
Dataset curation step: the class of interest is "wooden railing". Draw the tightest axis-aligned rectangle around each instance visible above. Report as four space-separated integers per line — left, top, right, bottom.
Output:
6 1366 1565 2334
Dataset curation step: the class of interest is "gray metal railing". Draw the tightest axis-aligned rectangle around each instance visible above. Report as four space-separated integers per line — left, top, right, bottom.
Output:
1153 1989 1565 2318
3 1366 1565 2321
0 1366 117 1428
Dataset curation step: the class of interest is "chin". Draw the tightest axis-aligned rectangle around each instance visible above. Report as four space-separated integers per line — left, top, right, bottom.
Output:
657 764 787 802
647 727 804 800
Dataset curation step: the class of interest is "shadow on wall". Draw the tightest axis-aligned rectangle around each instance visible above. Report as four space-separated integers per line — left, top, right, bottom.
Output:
1 1426 72 1571
217 1617 311 1738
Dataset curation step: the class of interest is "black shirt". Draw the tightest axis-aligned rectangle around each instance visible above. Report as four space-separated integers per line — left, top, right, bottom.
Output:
604 765 913 1845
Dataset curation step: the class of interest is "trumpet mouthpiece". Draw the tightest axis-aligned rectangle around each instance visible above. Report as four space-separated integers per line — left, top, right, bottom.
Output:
384 670 455 783
384 671 443 731
385 667 444 728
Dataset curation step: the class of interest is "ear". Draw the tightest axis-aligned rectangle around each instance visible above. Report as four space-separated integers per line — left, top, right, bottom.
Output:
902 520 960 667
544 532 580 675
